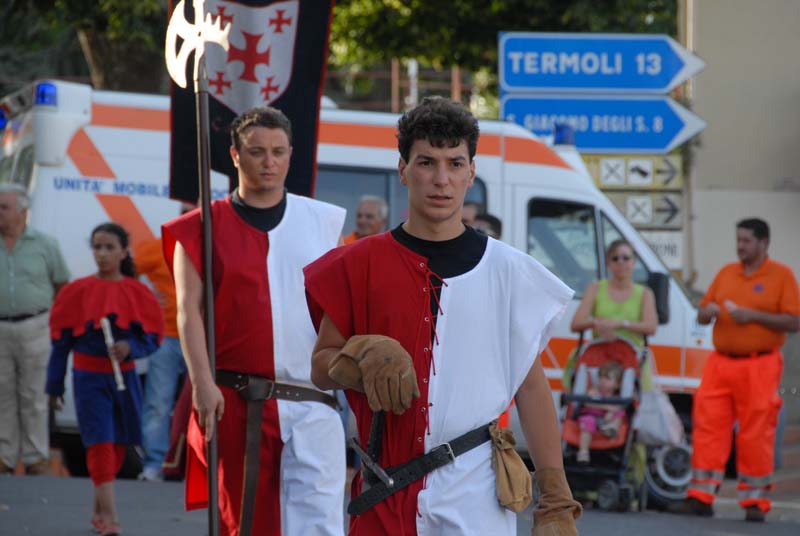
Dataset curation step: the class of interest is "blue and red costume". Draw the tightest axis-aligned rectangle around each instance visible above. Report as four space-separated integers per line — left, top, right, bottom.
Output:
46 276 163 483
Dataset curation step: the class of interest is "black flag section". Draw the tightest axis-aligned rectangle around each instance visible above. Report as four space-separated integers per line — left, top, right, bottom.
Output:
169 0 334 202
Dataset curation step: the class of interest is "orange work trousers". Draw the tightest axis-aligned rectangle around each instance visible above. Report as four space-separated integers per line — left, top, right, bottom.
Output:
688 350 783 513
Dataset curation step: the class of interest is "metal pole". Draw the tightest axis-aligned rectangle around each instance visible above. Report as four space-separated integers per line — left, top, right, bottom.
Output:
194 54 220 536
451 65 461 102
391 58 400 113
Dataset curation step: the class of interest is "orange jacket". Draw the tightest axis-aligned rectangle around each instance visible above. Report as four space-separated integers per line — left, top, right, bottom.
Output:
700 258 799 354
134 238 178 337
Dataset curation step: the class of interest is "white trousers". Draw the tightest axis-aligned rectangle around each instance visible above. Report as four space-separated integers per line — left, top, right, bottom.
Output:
278 398 346 536
0 312 51 467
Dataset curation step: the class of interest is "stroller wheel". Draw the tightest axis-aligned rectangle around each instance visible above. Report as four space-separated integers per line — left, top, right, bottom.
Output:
596 479 620 511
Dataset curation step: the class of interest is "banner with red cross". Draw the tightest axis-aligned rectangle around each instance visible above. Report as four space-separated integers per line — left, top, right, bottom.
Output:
169 0 335 202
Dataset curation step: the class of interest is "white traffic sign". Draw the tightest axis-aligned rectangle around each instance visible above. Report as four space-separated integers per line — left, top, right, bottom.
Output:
584 155 683 190
640 230 683 270
607 192 683 229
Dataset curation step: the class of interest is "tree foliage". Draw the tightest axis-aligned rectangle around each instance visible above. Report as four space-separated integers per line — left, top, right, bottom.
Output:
22 0 168 92
1 0 173 93
0 1 87 95
330 0 677 71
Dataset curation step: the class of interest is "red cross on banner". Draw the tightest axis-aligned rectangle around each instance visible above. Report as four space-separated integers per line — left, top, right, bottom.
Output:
269 9 292 33
228 32 271 83
260 77 280 100
210 72 232 95
214 5 233 25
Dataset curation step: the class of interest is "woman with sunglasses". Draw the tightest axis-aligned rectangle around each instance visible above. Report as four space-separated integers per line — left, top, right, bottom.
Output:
570 239 658 348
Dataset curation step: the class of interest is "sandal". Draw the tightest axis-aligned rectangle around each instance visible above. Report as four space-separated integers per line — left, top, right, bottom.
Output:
100 523 121 536
91 516 105 534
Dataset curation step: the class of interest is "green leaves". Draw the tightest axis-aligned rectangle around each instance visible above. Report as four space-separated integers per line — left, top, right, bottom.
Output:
330 0 677 72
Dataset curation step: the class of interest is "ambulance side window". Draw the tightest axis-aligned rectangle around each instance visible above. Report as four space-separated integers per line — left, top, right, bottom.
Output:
315 165 393 234
14 146 34 188
465 177 487 212
600 212 650 284
0 155 13 183
527 199 599 296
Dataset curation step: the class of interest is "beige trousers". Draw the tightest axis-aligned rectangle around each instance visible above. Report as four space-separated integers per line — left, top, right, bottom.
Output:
0 312 51 467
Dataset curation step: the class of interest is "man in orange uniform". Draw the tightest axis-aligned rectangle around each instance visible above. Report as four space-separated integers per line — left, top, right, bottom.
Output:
670 218 799 521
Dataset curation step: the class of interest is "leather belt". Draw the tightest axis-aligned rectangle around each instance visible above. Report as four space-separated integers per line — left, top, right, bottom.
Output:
725 350 773 359
215 370 337 536
0 309 47 322
348 423 492 515
216 370 338 408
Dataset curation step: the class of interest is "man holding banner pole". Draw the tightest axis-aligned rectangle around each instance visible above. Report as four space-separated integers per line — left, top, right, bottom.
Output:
164 2 342 535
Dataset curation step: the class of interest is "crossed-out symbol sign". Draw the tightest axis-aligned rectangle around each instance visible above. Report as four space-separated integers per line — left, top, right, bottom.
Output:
600 158 625 186
626 195 652 224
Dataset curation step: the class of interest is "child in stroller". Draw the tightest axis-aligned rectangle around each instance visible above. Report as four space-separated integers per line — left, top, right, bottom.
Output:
576 360 626 463
560 336 647 511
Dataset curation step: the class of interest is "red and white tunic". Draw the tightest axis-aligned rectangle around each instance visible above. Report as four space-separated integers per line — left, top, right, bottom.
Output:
164 193 346 536
304 230 573 536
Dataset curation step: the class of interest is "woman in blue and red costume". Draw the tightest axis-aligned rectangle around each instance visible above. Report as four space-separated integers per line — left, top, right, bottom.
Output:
46 223 163 536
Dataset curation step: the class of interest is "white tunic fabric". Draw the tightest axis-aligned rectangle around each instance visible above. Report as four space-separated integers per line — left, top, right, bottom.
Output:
267 193 346 535
416 238 573 535
269 193 346 388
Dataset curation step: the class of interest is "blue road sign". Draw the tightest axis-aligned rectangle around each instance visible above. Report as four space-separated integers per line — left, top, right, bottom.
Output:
501 94 706 154
499 33 705 94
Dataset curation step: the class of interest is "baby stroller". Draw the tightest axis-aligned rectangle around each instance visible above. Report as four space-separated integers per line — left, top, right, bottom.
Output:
560 332 650 512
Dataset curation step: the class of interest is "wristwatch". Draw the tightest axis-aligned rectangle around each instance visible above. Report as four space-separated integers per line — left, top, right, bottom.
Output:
622 320 630 328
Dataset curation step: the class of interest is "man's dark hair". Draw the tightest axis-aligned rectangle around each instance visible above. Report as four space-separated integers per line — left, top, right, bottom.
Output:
397 96 479 163
475 213 502 238
737 218 770 241
230 106 292 150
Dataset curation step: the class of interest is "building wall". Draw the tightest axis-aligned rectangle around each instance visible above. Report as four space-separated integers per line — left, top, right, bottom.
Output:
691 0 800 289
692 191 800 288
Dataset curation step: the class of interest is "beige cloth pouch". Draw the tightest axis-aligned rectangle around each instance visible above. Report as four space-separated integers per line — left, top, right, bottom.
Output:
490 421 533 513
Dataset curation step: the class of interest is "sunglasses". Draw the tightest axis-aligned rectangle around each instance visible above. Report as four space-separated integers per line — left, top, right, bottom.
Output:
610 255 632 262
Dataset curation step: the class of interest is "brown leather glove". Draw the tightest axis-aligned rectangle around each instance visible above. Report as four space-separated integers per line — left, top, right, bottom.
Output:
532 467 582 536
329 335 420 415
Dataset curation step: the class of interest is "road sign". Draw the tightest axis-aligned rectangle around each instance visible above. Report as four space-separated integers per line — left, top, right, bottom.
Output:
583 155 683 189
640 230 683 270
499 32 705 94
606 192 683 229
501 94 706 153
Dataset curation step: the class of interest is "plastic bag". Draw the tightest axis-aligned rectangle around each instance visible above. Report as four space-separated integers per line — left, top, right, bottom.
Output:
633 389 685 446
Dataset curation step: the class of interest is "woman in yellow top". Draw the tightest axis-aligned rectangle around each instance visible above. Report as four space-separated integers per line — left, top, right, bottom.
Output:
571 239 658 351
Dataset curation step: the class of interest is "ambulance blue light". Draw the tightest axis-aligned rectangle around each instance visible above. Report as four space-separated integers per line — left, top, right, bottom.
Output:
553 123 575 146
0 109 6 129
35 82 57 106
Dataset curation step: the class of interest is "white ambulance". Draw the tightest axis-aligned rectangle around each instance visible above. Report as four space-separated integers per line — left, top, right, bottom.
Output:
1 79 711 501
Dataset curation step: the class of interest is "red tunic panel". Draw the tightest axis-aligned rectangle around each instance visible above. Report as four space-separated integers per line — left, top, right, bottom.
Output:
162 199 282 535
305 232 439 535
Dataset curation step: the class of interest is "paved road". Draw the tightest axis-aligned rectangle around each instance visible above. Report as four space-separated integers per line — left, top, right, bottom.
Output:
2 475 799 535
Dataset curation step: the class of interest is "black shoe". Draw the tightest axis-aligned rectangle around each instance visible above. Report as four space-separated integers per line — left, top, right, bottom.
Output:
744 505 765 522
667 497 714 517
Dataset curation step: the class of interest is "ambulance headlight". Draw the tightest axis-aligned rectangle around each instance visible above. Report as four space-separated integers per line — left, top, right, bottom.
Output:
35 82 57 106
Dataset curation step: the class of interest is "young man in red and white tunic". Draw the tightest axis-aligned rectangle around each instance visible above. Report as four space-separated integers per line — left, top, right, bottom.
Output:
164 107 346 536
304 97 582 536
